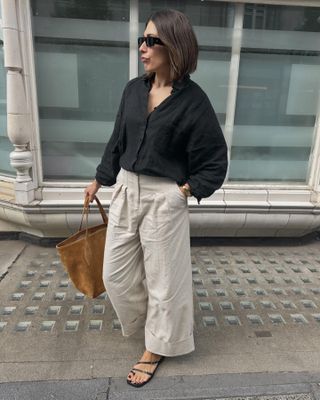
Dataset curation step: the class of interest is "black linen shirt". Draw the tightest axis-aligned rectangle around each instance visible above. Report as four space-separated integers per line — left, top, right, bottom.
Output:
95 74 228 204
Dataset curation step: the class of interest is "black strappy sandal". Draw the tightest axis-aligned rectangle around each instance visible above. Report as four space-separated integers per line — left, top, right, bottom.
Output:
126 356 165 388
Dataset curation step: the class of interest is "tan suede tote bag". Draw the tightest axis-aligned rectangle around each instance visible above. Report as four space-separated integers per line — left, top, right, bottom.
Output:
56 195 107 298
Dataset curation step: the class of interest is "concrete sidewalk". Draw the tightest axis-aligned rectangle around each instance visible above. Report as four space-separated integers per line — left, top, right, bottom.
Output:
1 237 320 399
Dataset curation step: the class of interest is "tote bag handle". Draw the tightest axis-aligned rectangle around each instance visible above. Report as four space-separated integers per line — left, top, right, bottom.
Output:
79 195 108 232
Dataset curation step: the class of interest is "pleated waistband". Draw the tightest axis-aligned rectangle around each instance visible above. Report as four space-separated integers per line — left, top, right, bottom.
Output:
116 168 178 193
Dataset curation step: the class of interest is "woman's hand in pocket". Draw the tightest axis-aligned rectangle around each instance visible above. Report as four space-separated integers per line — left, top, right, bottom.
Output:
178 183 191 198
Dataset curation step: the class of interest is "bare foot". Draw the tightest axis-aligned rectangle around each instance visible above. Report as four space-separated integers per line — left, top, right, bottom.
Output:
127 349 162 385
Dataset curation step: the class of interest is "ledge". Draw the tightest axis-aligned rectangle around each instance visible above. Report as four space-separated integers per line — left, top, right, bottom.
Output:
0 187 319 238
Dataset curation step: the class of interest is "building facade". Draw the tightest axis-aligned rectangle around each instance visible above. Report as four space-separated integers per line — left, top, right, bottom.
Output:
0 0 319 238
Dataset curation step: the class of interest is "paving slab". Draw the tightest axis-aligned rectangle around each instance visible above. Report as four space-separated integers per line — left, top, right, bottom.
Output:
0 378 109 400
0 240 26 279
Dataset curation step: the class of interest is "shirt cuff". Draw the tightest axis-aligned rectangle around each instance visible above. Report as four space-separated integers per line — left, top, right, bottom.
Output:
186 180 202 204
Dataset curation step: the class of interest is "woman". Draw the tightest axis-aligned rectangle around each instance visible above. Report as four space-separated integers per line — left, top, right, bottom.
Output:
85 9 228 388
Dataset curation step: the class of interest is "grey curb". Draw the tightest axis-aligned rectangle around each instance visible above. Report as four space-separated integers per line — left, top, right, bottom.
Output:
1 372 320 400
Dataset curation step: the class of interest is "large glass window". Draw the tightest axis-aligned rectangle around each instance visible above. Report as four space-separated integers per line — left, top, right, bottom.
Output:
30 1 320 185
31 0 129 180
229 4 320 182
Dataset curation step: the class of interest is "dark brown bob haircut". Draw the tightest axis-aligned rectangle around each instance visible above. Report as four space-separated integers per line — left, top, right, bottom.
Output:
144 9 198 81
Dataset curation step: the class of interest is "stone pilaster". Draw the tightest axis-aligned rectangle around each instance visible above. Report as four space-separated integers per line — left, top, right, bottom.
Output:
1 0 34 204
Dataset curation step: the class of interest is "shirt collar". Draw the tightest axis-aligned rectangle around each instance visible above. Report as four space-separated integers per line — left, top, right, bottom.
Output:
143 73 190 92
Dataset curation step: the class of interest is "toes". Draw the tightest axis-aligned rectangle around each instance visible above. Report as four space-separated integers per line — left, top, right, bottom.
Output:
139 374 147 383
136 374 143 383
130 373 145 385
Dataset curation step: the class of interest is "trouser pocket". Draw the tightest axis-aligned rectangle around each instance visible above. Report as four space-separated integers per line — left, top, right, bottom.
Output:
109 183 127 226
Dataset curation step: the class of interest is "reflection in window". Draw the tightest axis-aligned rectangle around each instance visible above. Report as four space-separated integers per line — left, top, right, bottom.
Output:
139 0 232 27
243 4 320 32
229 4 320 182
31 0 129 180
31 0 129 21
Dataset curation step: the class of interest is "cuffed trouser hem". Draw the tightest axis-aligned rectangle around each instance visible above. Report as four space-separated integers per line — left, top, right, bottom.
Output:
121 313 147 337
145 327 195 357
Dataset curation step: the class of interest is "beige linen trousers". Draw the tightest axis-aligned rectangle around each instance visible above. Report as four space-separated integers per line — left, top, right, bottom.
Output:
102 167 195 357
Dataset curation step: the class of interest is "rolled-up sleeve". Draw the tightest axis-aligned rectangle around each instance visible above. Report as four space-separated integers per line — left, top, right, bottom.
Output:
95 87 126 187
186 96 228 204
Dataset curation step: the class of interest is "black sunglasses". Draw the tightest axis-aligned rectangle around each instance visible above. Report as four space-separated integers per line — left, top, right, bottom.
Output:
138 36 164 47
